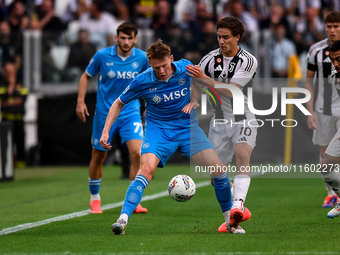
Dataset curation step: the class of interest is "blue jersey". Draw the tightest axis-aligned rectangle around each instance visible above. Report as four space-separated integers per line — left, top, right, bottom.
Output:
119 59 198 129
86 45 149 118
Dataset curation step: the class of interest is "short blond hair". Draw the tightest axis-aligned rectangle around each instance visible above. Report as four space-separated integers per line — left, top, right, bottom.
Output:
146 39 171 60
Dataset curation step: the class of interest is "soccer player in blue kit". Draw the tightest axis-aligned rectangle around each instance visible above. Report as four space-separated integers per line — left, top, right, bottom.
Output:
76 22 148 214
100 39 240 235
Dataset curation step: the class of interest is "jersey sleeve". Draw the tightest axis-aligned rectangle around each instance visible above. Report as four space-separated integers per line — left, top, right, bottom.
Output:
230 56 258 87
306 47 317 72
119 78 144 105
86 51 101 77
178 58 193 71
198 55 213 77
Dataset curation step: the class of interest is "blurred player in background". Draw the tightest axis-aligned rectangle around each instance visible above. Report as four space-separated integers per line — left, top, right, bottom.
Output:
100 40 239 235
185 16 257 233
305 11 340 208
76 21 149 214
320 40 340 218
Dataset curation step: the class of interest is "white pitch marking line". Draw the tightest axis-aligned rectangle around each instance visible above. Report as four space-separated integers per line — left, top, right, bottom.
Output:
0 181 211 236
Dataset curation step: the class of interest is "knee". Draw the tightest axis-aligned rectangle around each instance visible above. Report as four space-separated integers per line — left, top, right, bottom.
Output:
320 154 339 175
235 150 250 164
129 149 141 163
91 150 107 164
320 162 331 176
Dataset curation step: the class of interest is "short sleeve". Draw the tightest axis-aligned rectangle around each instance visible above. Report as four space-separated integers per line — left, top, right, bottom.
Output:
119 78 144 105
306 47 317 72
86 51 100 77
230 56 258 87
199 54 213 77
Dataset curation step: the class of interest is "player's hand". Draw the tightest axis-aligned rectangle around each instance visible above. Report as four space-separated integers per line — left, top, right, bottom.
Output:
307 113 318 130
182 100 200 114
186 65 208 79
100 133 112 150
76 101 90 123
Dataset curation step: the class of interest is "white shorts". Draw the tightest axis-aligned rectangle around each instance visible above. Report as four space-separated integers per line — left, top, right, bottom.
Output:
312 111 340 146
208 118 257 165
325 128 340 157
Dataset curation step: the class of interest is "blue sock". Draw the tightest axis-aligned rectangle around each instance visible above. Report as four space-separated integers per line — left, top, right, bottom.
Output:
89 178 101 195
121 175 149 218
212 173 232 212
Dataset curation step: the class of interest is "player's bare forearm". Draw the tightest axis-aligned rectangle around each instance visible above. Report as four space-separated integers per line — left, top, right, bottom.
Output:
181 81 202 114
191 85 200 102
104 99 123 133
100 99 124 149
186 65 233 97
77 72 91 102
304 70 315 114
76 72 91 122
304 70 317 129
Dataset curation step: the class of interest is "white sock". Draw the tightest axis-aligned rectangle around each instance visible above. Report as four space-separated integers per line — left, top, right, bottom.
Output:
119 213 129 224
325 182 336 196
231 182 234 199
233 174 251 208
90 194 100 202
223 210 230 227
89 178 101 202
322 171 340 197
318 154 336 196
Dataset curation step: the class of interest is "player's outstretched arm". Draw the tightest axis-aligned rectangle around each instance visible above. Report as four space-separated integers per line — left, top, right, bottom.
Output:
76 72 91 123
100 99 124 150
186 65 234 98
305 70 318 130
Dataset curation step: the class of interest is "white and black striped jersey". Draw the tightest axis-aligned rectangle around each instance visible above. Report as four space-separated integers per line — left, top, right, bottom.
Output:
199 47 258 122
307 38 340 116
331 69 340 98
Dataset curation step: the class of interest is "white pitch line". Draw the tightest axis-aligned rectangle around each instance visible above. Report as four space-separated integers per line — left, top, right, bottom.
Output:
0 181 211 236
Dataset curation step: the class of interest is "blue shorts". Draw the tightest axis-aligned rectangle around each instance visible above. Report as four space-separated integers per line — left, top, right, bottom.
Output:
92 114 143 151
141 123 214 167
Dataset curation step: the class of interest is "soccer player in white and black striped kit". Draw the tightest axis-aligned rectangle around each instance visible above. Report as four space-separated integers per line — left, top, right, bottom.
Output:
186 16 257 233
319 40 340 218
305 11 340 208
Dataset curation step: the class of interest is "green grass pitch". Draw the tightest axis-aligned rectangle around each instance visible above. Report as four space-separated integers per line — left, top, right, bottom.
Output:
0 164 339 254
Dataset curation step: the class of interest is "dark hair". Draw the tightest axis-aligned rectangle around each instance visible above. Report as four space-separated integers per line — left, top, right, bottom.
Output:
8 0 24 13
274 22 287 31
79 29 88 34
324 11 340 24
216 16 245 38
92 0 104 12
330 40 340 52
146 39 171 60
116 21 138 36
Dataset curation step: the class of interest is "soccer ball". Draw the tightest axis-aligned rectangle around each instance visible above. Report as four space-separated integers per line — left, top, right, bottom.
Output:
168 175 196 202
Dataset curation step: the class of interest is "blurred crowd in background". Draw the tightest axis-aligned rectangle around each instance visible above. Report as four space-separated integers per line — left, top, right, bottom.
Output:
0 0 338 86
